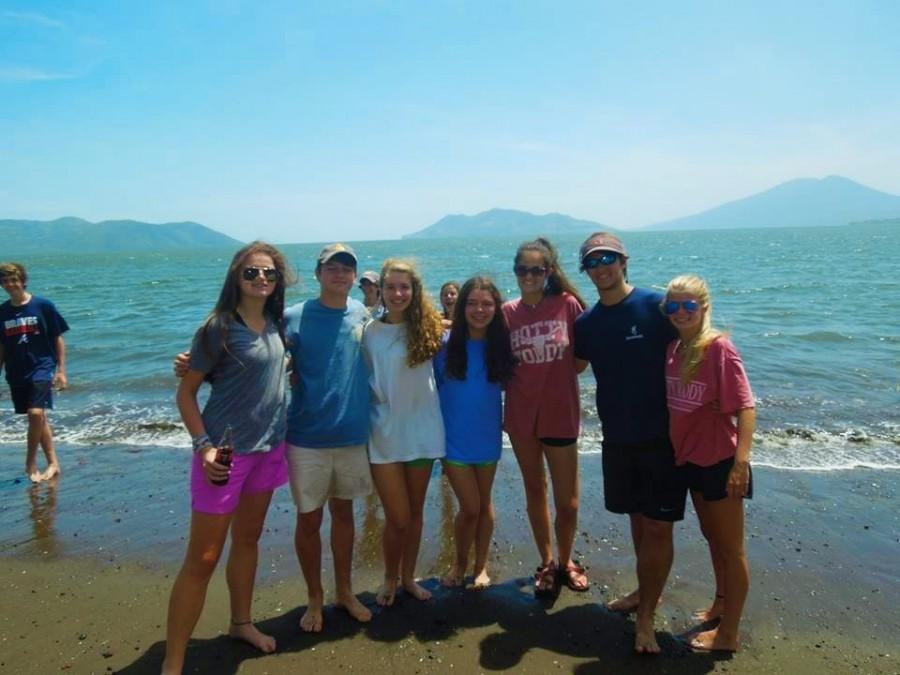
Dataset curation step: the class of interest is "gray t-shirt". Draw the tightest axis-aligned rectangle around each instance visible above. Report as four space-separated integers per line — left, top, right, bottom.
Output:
189 315 286 454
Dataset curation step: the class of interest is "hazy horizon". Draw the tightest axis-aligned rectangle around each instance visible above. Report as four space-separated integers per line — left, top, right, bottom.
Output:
3 2 899 243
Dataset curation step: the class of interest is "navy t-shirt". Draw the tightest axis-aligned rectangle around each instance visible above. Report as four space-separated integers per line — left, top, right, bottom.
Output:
574 287 677 443
0 295 69 384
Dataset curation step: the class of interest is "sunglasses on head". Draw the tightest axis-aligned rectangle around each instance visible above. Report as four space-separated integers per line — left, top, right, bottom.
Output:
582 252 619 269
663 299 700 315
242 266 278 282
513 265 548 278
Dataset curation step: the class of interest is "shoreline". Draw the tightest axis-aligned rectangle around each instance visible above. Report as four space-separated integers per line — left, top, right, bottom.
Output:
0 445 898 673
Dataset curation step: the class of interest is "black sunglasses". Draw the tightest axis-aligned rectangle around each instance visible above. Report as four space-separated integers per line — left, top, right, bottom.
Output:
582 252 619 269
242 266 278 282
513 265 548 278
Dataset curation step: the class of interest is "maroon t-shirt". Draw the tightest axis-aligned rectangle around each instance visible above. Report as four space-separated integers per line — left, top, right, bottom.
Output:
503 293 583 439
665 336 755 467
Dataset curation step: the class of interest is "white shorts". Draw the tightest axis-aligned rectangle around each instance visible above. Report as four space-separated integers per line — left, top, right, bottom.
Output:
286 444 372 513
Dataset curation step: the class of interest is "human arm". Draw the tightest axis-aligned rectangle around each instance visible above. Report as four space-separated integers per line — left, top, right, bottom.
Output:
53 336 67 390
727 407 755 499
575 358 589 374
175 369 230 483
173 351 191 377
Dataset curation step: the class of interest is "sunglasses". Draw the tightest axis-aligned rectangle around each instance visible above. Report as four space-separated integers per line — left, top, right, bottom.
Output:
663 299 700 315
582 252 619 269
242 266 278 282
513 265 548 278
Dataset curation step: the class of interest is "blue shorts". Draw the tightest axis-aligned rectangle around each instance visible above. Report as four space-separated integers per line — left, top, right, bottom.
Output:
10 380 53 414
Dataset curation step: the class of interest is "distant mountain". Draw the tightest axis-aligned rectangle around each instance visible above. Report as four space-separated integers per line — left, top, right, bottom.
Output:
404 208 611 239
645 176 900 231
0 217 242 254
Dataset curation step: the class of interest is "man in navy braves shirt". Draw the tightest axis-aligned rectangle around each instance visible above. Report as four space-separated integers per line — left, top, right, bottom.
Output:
0 262 69 483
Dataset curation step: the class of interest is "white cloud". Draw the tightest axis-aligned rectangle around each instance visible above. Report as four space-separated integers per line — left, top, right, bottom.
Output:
0 66 76 83
0 10 66 29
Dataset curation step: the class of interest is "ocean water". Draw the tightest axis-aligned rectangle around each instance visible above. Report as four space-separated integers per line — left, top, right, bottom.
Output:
1 223 897 472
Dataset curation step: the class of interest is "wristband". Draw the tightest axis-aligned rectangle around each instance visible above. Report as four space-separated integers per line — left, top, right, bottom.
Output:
192 433 212 453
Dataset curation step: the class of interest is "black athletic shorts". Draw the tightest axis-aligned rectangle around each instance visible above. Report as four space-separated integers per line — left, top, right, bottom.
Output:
539 437 578 447
601 437 685 522
679 456 754 502
10 380 54 414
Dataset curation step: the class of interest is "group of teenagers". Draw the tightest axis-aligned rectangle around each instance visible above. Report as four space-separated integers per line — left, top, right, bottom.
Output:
161 232 756 674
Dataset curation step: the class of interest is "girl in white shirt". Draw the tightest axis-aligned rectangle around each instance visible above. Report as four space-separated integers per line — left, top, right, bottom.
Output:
363 259 445 606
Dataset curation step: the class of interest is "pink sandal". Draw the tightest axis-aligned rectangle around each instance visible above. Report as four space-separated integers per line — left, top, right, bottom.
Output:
561 561 589 592
534 561 558 595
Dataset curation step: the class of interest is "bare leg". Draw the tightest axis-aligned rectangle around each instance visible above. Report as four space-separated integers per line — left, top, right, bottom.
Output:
162 511 232 675
294 507 325 632
634 517 673 654
690 495 749 652
544 442 580 572
38 414 60 480
607 513 643 612
472 464 497 588
371 463 410 606
510 435 553 566
401 463 434 600
330 498 371 622
226 490 276 652
691 491 725 621
442 463 481 586
25 410 45 482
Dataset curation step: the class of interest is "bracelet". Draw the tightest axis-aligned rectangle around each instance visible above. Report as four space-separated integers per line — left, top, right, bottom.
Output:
191 433 212 453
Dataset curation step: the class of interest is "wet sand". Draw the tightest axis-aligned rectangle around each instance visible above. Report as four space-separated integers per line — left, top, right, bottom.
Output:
0 444 898 674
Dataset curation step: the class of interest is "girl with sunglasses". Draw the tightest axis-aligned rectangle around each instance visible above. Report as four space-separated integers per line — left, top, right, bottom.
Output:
503 237 588 595
662 275 756 652
163 242 295 675
364 259 445 606
435 276 517 589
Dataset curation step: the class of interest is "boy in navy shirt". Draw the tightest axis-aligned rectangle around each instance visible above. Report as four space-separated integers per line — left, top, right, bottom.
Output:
0 262 69 483
573 234 679 654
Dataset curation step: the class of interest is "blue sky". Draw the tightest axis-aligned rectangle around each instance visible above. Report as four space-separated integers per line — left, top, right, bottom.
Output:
2 1 899 242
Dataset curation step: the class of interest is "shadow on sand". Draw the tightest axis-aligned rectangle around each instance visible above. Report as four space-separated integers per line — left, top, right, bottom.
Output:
116 575 732 674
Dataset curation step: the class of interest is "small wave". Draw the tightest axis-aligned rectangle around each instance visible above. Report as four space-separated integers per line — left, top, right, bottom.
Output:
795 331 855 343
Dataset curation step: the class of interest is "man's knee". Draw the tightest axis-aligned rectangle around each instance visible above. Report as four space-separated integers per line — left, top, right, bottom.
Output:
297 509 325 535
641 517 674 541
27 409 46 425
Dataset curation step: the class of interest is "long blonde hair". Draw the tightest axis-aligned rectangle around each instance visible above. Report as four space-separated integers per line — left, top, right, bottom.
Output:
380 259 444 367
664 274 725 383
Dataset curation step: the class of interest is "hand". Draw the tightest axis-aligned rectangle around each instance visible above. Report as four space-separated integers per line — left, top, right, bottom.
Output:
53 372 68 390
201 445 231 484
173 352 190 378
726 460 750 499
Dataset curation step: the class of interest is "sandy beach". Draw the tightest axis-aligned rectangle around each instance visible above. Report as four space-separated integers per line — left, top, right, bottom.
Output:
1 444 898 674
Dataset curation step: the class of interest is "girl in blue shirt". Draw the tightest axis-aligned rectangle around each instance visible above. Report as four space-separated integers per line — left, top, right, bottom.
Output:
435 276 516 588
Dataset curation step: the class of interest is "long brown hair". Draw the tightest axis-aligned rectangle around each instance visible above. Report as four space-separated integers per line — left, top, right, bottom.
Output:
663 274 725 383
515 237 586 309
200 241 297 359
380 258 443 367
445 276 516 383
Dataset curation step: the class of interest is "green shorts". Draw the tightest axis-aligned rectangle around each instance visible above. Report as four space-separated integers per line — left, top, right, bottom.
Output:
443 459 498 469
405 457 436 469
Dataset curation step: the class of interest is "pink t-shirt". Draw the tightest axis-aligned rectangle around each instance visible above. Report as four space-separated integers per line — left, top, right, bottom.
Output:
666 336 755 467
503 293 583 439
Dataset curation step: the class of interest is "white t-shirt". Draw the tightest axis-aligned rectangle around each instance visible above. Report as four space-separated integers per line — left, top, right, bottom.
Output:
363 321 445 464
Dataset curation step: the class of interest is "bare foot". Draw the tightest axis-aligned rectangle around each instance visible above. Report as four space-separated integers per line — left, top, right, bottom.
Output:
336 592 372 623
607 588 640 613
300 597 324 633
441 567 465 588
376 578 398 607
472 569 491 589
41 464 60 481
27 466 43 484
692 595 725 622
402 578 432 601
229 621 276 653
634 619 661 654
690 627 738 652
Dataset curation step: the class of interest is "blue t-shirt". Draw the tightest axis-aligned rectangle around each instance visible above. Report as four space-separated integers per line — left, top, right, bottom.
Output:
0 295 69 384
284 298 370 448
434 338 502 464
574 287 677 443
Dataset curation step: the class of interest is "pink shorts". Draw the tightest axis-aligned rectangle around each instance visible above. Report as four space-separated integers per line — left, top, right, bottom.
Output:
190 441 289 515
